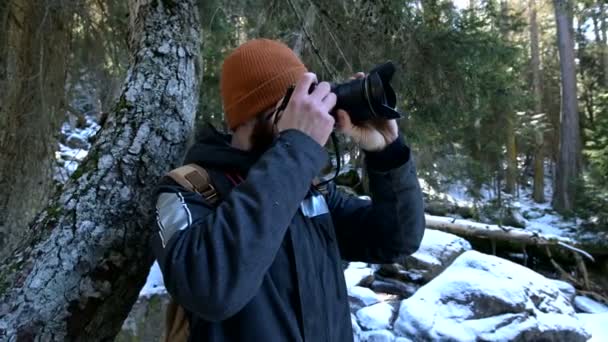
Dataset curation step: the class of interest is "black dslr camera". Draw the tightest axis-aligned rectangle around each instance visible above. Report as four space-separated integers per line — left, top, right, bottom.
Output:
278 61 402 124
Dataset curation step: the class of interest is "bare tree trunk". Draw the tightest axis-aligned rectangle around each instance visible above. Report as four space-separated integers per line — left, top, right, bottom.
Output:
600 2 608 87
0 0 200 340
0 0 71 259
529 0 545 203
505 112 518 194
552 0 581 213
500 0 517 195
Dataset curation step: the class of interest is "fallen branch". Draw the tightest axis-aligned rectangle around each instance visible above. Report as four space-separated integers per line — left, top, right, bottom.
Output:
424 214 595 262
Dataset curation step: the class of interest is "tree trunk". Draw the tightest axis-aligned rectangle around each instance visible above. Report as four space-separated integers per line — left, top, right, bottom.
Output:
552 0 581 213
600 2 608 87
505 112 518 194
0 0 71 259
0 0 200 340
500 0 517 195
529 0 545 203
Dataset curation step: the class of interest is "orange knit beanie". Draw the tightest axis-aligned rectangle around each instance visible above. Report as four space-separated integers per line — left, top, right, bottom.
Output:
220 39 308 130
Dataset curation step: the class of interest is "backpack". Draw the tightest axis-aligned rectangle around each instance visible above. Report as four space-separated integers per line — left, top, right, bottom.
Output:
163 163 220 342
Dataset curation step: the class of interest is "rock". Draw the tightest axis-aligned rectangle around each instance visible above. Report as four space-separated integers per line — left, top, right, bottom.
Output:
360 329 395 342
370 277 419 299
349 262 369 269
549 279 576 303
574 296 608 313
344 266 374 290
352 313 362 342
376 264 425 284
65 133 89 149
116 292 170 342
356 302 395 331
394 250 589 342
577 313 608 342
349 286 380 306
400 229 471 282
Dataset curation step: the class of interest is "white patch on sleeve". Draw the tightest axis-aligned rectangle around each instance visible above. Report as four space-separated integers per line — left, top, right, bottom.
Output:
156 192 192 247
300 194 329 218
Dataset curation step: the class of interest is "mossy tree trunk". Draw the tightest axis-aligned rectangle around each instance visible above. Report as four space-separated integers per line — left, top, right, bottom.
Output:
0 0 200 340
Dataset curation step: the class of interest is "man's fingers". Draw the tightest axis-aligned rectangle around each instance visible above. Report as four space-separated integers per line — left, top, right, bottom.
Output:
310 81 331 101
349 72 366 80
320 92 337 112
293 72 318 98
335 110 353 134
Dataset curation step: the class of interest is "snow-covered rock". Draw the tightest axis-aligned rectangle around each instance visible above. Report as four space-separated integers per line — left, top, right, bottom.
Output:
394 250 589 342
574 296 608 314
360 329 395 342
356 302 396 331
352 313 362 342
400 229 471 282
344 265 374 290
577 313 608 341
550 279 576 303
349 286 380 306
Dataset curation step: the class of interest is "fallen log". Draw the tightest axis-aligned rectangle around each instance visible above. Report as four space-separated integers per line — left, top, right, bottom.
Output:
424 214 595 261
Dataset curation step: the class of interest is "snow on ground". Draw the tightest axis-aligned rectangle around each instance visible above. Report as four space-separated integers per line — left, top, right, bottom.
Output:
54 114 101 183
140 262 167 297
419 170 581 239
578 313 608 342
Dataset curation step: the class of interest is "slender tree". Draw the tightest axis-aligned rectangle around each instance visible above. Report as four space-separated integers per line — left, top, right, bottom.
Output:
553 0 582 213
501 0 518 195
529 0 545 203
0 0 200 339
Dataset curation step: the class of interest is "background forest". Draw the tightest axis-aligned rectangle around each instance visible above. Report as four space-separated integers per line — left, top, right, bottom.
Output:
1 0 608 340
3 0 608 253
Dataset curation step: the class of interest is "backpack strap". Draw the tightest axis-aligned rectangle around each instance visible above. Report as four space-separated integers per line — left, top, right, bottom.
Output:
162 163 220 342
167 163 219 206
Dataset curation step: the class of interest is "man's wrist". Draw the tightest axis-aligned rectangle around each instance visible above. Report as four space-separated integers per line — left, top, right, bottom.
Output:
364 135 411 172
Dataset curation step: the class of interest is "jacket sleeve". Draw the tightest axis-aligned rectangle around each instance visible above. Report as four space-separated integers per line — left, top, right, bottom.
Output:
151 130 328 321
326 136 425 263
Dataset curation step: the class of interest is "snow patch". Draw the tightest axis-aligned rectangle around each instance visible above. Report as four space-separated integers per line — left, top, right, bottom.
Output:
140 261 166 297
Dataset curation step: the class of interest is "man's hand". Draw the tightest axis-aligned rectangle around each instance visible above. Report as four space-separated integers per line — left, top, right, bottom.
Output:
335 72 399 152
276 73 337 146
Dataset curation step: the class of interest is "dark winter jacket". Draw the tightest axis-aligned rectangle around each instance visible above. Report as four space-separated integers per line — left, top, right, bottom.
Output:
151 126 425 342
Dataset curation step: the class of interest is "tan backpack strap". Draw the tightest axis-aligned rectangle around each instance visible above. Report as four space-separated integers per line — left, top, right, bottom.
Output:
167 164 219 206
164 300 190 342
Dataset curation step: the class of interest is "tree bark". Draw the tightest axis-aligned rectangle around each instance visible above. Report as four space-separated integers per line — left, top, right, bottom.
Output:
599 2 608 87
0 0 72 259
500 0 517 195
552 0 581 213
529 0 545 203
0 0 200 340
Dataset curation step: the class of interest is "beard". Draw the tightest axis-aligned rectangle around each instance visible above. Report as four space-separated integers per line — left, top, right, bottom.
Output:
249 115 276 155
